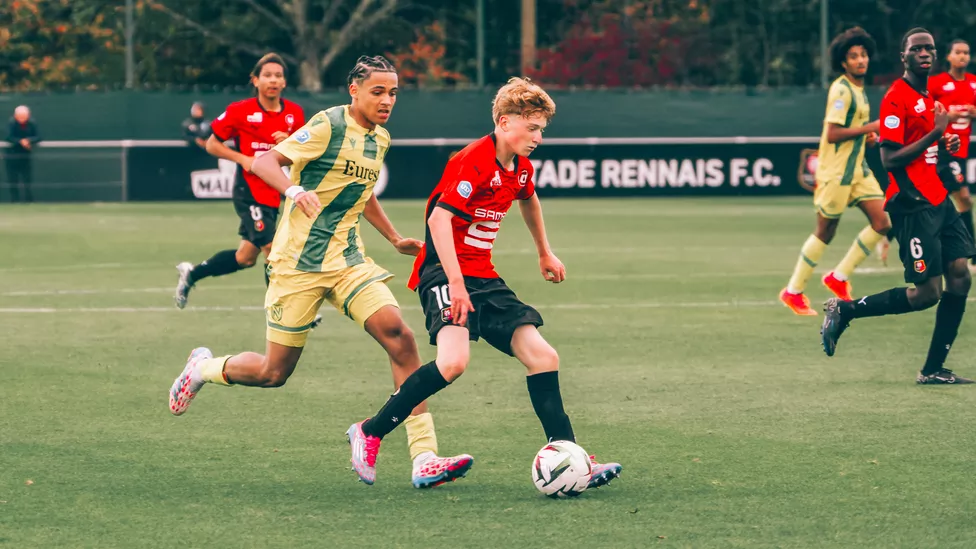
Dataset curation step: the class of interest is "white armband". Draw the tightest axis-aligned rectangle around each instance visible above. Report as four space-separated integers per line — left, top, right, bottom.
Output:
284 186 305 200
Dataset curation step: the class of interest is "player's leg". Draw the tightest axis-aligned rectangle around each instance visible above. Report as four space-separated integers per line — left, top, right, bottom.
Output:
169 266 324 414
951 186 976 269
366 307 475 488
169 340 305 415
348 272 473 488
821 207 944 357
917 207 976 384
348 268 476 484
508 324 622 489
174 201 270 309
824 175 889 299
782 180 845 314
350 326 468 484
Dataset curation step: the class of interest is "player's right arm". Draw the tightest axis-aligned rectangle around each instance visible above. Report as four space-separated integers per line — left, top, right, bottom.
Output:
824 83 879 144
252 116 335 218
428 167 478 326
879 95 949 170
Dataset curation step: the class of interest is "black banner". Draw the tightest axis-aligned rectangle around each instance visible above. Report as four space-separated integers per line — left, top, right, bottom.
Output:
123 141 976 201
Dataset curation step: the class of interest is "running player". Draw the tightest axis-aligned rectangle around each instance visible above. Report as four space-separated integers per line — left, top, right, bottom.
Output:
780 27 890 315
928 39 976 266
174 53 305 309
344 77 622 490
168 56 473 488
821 28 976 385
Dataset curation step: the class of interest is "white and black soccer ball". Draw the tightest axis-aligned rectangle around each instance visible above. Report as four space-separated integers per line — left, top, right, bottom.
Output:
531 440 592 498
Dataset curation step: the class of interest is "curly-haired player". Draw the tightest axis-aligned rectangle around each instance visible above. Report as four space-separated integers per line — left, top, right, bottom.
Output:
781 27 891 315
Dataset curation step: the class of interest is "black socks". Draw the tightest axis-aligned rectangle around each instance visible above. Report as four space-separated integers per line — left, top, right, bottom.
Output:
526 371 575 443
189 249 242 283
843 288 914 319
922 293 967 375
362 362 450 439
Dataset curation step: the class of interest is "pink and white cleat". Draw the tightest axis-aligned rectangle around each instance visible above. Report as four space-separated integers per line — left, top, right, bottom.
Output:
412 454 475 489
168 347 211 416
347 420 381 485
587 455 622 489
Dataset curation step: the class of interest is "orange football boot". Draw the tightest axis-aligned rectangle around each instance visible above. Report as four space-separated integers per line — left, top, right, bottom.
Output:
779 288 817 316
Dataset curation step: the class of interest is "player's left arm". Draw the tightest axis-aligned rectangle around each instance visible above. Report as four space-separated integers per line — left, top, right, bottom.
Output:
363 194 422 256
518 193 565 283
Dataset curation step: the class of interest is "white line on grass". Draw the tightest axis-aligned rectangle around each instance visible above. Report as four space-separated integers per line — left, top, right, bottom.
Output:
0 267 901 297
0 301 780 314
7 293 976 315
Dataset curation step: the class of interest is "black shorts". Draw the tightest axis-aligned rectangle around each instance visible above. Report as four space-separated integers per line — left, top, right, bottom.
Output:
937 150 965 193
890 199 976 283
417 266 543 356
233 198 278 247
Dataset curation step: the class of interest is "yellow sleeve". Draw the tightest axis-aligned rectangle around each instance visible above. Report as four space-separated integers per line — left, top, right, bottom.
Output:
824 83 853 127
273 111 332 169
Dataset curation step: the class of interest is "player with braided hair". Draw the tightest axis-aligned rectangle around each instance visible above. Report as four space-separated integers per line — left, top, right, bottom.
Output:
168 55 474 489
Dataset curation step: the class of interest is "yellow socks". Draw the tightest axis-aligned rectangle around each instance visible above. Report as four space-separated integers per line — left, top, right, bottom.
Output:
199 356 232 386
834 226 885 281
404 412 438 462
787 235 828 294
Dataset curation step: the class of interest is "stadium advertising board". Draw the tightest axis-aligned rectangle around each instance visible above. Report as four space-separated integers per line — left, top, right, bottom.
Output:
120 140 886 200
21 138 976 202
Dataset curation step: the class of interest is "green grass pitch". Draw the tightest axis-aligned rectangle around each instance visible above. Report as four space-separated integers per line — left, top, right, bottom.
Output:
3 197 976 548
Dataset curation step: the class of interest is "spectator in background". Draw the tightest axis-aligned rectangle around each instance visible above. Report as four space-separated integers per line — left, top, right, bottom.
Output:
182 101 211 150
5 105 40 203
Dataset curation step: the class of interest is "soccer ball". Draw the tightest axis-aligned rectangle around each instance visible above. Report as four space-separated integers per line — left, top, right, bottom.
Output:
531 440 592 498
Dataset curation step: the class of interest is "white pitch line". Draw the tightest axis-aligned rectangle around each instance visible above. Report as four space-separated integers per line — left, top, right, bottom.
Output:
7 294 976 315
1 267 902 297
1 285 255 297
0 300 797 314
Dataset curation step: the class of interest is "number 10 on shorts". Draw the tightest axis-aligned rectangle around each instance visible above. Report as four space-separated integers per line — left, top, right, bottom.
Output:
431 285 452 309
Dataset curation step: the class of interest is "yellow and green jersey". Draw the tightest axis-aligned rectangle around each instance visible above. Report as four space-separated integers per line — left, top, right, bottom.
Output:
816 75 873 184
269 105 390 272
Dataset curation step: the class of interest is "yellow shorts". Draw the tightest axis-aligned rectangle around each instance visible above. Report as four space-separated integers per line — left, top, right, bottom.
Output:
813 172 885 219
264 260 398 347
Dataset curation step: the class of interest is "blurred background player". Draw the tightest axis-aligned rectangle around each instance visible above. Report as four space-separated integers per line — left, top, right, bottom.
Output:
928 39 976 271
780 27 890 315
821 28 976 384
346 77 622 490
181 101 211 151
5 105 41 203
169 56 473 489
174 53 304 308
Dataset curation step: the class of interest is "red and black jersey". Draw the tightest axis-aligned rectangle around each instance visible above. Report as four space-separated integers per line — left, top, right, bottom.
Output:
927 72 976 158
880 78 947 209
407 135 536 290
210 97 305 208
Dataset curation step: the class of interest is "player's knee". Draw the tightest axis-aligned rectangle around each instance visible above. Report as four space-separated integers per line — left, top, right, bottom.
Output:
258 360 294 387
386 323 418 362
530 345 560 373
871 218 892 235
959 195 973 211
436 353 469 381
914 282 943 310
815 224 838 244
946 261 972 295
235 251 257 268
261 368 291 387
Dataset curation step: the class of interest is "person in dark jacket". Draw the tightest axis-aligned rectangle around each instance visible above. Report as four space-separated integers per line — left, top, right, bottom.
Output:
181 102 211 150
6 105 41 203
